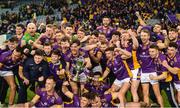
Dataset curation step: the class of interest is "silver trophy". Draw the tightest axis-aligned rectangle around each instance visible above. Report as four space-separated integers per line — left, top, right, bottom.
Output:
73 56 85 82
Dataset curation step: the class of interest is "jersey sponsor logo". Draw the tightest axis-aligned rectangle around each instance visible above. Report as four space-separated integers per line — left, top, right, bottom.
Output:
114 66 123 74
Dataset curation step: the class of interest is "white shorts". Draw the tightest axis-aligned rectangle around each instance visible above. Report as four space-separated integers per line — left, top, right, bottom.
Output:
0 70 13 77
113 78 130 87
131 68 140 80
174 83 180 91
140 72 158 84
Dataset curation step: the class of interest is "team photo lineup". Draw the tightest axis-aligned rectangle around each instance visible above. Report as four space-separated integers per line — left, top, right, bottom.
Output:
0 0 180 107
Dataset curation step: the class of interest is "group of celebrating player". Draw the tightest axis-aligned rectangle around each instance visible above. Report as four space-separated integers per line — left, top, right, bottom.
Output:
0 13 180 108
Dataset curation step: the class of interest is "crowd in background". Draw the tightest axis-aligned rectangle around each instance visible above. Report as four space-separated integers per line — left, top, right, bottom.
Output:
0 0 67 34
0 0 179 35
61 0 178 31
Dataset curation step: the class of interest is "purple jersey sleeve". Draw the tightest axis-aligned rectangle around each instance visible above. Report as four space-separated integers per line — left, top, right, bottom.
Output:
174 55 180 68
0 51 12 63
80 48 89 58
155 54 169 82
158 54 168 72
54 92 63 105
104 94 112 102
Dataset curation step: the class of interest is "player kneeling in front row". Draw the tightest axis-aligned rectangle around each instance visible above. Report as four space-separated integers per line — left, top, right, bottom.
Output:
14 76 63 108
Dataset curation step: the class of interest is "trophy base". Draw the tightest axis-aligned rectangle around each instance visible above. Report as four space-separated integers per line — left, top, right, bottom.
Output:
72 73 87 83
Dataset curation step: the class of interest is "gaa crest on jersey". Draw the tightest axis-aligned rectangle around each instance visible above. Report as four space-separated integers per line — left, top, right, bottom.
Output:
50 97 55 103
39 67 43 71
114 67 117 71
170 61 174 66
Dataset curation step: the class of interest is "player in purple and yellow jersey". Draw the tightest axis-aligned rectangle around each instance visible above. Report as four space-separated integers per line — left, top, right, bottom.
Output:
162 42 180 106
137 29 163 107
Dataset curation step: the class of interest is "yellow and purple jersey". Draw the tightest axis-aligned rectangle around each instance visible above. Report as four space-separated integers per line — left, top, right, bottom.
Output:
154 53 172 82
35 88 63 107
107 55 132 80
124 45 140 70
0 50 22 71
137 43 156 73
166 54 180 83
